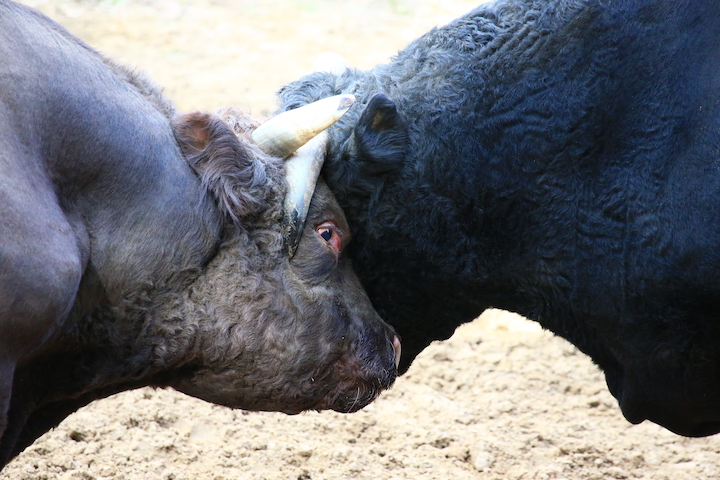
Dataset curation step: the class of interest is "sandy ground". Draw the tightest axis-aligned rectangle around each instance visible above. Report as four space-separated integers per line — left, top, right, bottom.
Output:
4 1 720 479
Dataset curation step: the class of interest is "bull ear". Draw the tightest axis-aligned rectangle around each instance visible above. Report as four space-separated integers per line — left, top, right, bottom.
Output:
325 93 407 204
353 93 408 173
175 112 268 222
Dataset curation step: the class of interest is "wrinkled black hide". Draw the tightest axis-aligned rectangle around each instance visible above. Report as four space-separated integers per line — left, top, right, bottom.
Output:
278 0 720 436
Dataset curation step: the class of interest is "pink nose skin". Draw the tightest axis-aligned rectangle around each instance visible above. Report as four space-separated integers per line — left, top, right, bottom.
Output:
392 336 402 369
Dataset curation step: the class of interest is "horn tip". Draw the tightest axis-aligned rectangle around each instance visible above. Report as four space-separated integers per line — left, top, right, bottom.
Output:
337 94 355 111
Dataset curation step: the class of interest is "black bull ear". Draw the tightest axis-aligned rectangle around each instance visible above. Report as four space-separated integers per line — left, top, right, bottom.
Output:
355 93 408 172
325 93 408 202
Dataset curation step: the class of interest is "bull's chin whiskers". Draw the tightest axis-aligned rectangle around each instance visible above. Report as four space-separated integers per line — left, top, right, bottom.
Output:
348 386 361 413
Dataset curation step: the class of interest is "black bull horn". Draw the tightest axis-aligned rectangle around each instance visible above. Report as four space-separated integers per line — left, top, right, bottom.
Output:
251 94 355 257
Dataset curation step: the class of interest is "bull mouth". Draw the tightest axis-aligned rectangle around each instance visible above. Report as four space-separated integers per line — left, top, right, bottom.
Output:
264 371 394 415
313 347 398 413
316 375 395 413
329 386 384 413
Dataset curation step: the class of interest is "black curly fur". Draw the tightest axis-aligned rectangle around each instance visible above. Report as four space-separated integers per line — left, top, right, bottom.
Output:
278 0 720 436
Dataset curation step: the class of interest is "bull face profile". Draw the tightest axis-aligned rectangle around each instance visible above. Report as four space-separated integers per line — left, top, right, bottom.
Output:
170 103 400 414
170 180 399 414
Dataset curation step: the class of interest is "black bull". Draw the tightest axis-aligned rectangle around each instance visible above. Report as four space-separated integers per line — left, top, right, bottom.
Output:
278 0 720 437
0 0 400 466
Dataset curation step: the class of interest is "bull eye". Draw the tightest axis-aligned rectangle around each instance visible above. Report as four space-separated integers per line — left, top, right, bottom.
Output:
316 222 342 254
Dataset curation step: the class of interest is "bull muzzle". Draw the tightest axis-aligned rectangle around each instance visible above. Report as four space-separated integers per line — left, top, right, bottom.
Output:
251 94 355 257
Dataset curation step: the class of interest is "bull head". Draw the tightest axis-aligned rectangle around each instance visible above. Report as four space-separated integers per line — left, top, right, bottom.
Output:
251 94 354 257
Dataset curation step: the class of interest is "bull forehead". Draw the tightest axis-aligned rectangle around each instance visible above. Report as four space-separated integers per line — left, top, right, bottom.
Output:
303 181 349 231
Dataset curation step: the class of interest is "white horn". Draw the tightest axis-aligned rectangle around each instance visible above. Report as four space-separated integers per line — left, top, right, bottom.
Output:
252 94 354 159
282 130 329 257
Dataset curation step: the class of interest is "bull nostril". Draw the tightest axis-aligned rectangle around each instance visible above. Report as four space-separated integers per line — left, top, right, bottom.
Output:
392 336 401 369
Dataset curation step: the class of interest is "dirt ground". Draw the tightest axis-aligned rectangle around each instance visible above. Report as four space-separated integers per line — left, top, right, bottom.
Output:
4 1 720 479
